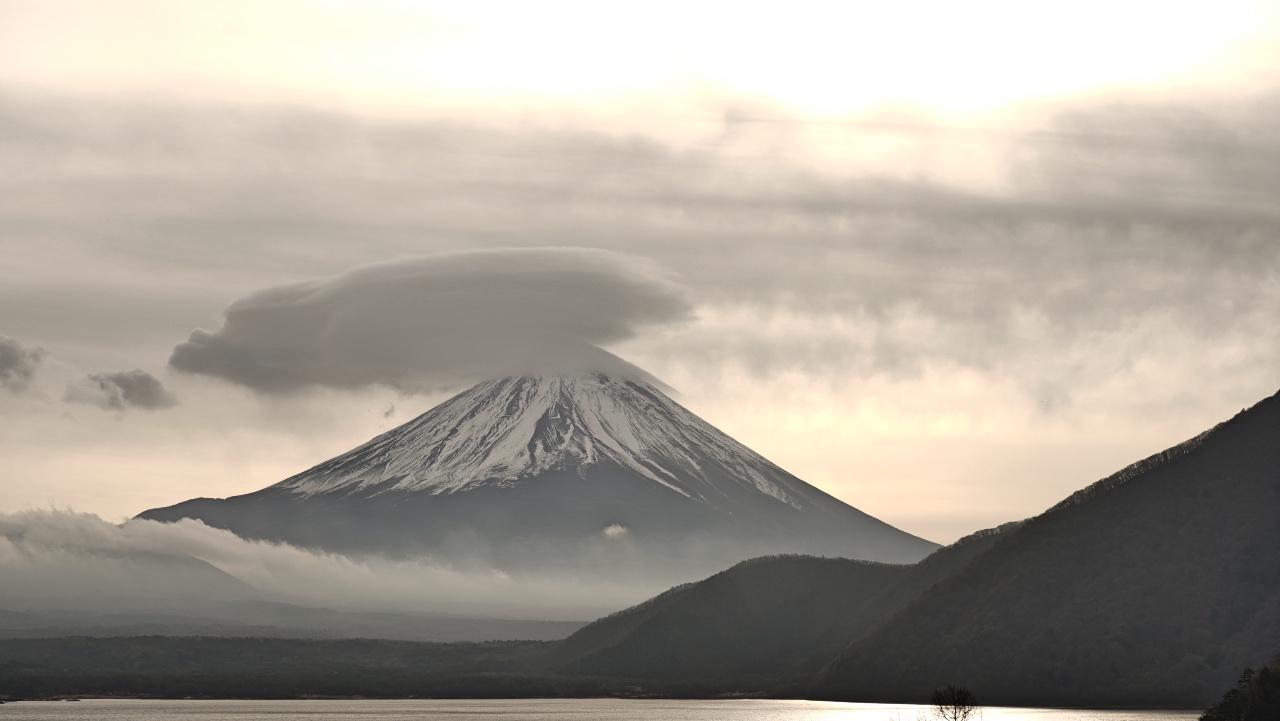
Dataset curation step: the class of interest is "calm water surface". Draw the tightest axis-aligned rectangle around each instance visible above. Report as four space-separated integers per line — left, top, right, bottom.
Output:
0 699 1201 721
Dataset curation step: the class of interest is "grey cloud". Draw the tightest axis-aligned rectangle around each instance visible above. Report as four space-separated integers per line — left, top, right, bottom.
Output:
4 87 1280 409
1006 97 1280 231
169 248 692 394
0 334 45 392
64 369 178 410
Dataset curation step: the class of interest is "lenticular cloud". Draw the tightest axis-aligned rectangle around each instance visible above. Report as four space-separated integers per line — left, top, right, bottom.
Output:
169 248 691 394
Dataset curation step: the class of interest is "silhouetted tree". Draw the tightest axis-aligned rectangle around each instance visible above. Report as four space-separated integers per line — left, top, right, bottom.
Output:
1200 655 1280 721
931 684 978 721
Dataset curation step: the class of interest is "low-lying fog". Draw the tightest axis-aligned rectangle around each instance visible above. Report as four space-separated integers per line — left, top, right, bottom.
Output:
0 509 669 624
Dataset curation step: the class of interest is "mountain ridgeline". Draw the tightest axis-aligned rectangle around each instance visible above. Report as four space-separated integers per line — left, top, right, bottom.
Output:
548 522 1017 682
816 389 1280 706
139 374 938 577
545 390 1280 705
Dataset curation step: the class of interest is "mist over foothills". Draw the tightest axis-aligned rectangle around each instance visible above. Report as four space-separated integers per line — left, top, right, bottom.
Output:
0 508 651 620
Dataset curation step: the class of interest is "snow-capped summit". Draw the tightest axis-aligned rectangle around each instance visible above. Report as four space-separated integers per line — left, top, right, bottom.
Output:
140 374 938 572
281 375 809 507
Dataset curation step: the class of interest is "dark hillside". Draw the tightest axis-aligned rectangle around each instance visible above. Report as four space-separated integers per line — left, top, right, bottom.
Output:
821 391 1280 707
551 525 1023 681
554 555 909 679
797 521 1022 669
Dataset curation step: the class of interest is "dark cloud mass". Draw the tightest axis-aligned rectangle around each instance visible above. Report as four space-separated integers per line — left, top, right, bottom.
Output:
64 369 178 410
0 334 44 392
3 88 1280 410
169 248 692 393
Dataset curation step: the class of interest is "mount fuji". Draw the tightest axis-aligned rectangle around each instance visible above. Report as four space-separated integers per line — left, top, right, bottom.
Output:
140 374 937 575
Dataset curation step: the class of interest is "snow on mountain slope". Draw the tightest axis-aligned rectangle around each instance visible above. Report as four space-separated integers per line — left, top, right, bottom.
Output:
140 373 939 567
276 374 807 510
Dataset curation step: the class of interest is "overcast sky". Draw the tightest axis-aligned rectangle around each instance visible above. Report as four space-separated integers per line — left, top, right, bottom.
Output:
3 0 1280 545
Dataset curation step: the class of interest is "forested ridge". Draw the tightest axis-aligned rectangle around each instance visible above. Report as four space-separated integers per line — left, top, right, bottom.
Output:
820 390 1280 706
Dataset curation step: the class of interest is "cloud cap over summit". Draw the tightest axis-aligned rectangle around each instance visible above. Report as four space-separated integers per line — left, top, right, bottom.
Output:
169 248 692 394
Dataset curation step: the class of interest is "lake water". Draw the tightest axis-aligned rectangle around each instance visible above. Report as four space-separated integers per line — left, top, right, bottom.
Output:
0 698 1202 720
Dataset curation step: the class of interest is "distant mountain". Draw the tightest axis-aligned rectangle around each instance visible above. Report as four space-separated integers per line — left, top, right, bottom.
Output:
139 374 937 575
0 601 586 643
550 524 1019 680
820 391 1280 707
0 549 257 607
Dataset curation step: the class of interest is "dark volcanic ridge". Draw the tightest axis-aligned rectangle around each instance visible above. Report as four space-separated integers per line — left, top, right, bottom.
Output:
140 374 937 575
818 389 1280 706
546 389 1280 705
